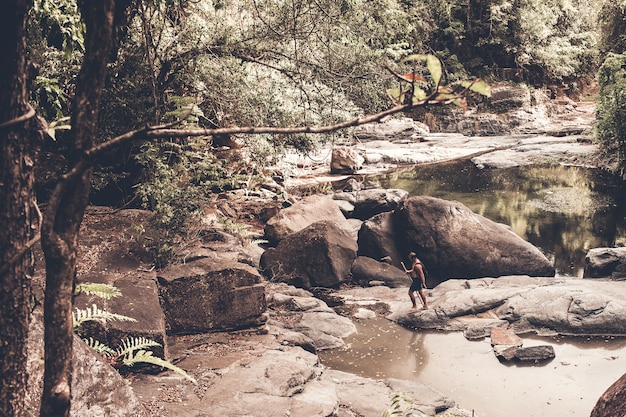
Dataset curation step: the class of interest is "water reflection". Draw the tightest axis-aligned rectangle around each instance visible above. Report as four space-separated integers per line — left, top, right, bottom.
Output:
318 318 429 379
375 161 626 277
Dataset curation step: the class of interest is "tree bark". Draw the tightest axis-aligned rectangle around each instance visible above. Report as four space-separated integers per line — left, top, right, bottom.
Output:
39 1 118 416
0 2 41 417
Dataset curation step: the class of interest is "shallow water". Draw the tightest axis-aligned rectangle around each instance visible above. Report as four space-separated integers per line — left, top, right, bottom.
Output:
375 161 626 277
319 317 626 417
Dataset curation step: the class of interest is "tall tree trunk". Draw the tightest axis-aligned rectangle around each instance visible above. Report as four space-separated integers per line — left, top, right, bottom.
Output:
0 1 40 417
39 1 118 416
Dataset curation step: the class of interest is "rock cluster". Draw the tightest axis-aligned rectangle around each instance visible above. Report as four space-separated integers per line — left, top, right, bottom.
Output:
260 193 555 288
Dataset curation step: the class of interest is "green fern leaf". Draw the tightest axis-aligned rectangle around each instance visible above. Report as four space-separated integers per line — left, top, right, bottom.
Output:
122 349 197 384
73 304 137 328
75 283 122 299
83 337 116 357
115 337 162 358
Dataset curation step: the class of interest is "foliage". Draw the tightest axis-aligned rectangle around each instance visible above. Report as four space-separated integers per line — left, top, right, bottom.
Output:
33 0 85 56
381 392 461 417
596 52 626 172
598 0 626 54
75 283 197 384
422 0 600 82
72 303 137 328
74 282 122 299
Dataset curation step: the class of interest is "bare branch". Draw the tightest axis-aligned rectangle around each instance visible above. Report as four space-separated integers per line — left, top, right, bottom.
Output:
143 103 413 139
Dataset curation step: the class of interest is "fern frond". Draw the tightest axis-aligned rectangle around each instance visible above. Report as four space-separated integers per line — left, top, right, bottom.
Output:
115 337 161 358
73 304 137 328
248 238 269 247
83 337 116 357
122 349 197 384
74 283 122 299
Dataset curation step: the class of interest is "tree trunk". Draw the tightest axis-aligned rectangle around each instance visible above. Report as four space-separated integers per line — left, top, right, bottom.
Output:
0 2 41 417
39 1 118 416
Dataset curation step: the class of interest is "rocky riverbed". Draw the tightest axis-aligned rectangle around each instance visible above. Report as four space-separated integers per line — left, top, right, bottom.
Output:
27 95 626 417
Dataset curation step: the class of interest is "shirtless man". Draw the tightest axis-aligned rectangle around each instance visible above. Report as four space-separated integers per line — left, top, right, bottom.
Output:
404 252 428 310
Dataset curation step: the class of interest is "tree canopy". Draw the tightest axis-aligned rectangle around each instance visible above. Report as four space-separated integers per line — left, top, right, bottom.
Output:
2 0 626 416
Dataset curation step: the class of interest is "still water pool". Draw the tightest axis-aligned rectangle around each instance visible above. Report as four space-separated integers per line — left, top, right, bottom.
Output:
321 161 626 416
374 160 626 277
319 317 626 417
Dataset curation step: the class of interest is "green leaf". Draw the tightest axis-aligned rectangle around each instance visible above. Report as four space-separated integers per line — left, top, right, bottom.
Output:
115 337 162 358
469 79 491 97
83 337 116 357
401 54 428 63
386 88 404 104
74 282 122 299
73 304 137 328
427 55 443 86
122 350 197 384
413 88 427 100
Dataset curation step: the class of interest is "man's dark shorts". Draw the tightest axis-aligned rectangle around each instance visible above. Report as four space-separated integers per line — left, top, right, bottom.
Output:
410 278 423 292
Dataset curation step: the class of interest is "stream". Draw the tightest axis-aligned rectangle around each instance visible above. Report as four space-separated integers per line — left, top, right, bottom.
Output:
375 160 626 277
319 317 626 417
320 160 626 416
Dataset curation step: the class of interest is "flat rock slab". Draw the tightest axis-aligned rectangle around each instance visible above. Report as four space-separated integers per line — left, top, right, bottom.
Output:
491 327 523 346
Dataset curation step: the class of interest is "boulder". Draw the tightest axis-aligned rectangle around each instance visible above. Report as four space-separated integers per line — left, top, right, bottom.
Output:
350 188 408 220
391 276 626 336
26 309 147 417
591 373 626 417
330 146 364 174
584 247 626 279
393 196 555 283
157 258 267 334
357 211 404 269
264 194 350 244
355 117 429 141
351 256 410 288
260 220 358 289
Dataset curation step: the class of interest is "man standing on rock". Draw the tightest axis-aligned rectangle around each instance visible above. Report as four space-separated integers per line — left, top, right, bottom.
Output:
404 252 429 310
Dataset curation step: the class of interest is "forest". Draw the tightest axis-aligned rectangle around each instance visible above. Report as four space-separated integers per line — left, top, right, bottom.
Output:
2 0 626 416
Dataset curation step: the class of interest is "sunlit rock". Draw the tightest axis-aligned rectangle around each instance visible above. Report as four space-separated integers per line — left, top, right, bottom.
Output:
394 196 555 283
264 194 350 244
157 258 267 334
260 220 357 289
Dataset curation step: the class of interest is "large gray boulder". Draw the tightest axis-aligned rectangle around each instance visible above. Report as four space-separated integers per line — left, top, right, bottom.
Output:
260 220 357 289
351 256 410 288
264 194 350 244
157 258 267 334
26 309 147 417
357 211 404 269
75 273 167 359
394 196 555 283
350 188 408 220
584 247 626 279
390 277 626 336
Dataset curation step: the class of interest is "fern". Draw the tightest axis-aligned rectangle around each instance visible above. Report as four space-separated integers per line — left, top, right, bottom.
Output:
75 282 122 299
121 349 197 384
115 337 162 358
248 238 269 248
83 337 116 357
73 304 137 328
